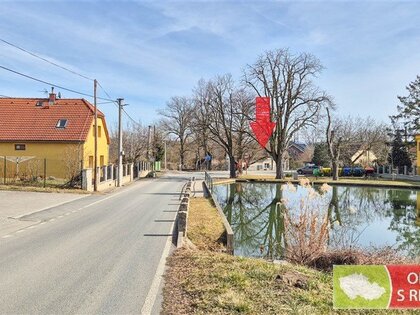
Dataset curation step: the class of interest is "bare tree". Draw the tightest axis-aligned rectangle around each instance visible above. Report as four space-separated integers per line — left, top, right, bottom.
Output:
123 122 149 163
192 79 213 169
350 117 388 166
326 109 360 180
326 108 342 180
205 75 237 178
244 49 331 178
109 121 149 164
232 87 263 174
158 96 193 170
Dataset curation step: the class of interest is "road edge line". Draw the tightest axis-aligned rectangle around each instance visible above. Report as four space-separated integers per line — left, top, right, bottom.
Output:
140 223 174 315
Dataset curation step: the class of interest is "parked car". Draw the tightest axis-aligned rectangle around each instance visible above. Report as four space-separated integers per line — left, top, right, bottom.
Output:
297 165 319 175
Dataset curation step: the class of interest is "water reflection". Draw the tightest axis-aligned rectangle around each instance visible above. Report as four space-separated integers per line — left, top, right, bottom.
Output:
213 183 420 259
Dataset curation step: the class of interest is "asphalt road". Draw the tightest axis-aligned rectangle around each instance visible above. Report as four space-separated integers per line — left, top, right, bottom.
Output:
0 173 189 315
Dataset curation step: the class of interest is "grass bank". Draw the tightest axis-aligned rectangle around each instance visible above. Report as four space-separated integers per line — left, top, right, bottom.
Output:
163 249 416 314
162 194 418 314
188 197 226 251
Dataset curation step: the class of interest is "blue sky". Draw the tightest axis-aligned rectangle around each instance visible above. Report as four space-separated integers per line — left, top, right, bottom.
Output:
0 0 419 130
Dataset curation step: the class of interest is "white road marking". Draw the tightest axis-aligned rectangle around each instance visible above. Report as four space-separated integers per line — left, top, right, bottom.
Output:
65 212 71 216
2 235 13 238
27 226 36 229
49 219 56 222
16 230 26 233
13 194 88 219
140 223 174 315
57 215 64 219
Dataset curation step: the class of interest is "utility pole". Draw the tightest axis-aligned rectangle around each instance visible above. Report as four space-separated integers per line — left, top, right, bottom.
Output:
164 140 167 170
93 79 98 192
117 98 124 187
147 125 151 161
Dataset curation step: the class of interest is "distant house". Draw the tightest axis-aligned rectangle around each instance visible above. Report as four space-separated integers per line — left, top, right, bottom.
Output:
247 156 288 172
0 91 110 179
350 149 377 167
288 142 307 160
247 142 308 171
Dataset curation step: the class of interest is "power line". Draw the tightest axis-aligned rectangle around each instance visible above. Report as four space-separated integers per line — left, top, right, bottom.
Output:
97 80 142 126
97 81 117 104
0 38 144 124
0 38 94 81
97 100 117 105
0 64 114 102
122 107 143 127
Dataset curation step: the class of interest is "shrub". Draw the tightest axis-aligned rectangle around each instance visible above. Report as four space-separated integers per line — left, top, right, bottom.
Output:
283 197 330 265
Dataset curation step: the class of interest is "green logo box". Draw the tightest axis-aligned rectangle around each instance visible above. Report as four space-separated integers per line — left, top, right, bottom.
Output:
333 265 391 309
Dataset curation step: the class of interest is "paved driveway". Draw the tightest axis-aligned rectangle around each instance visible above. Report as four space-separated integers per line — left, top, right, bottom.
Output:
0 190 88 236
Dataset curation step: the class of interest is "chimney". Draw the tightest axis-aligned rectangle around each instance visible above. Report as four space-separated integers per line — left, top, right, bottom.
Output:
49 87 56 105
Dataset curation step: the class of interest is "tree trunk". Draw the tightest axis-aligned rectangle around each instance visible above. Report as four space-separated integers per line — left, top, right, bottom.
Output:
180 139 184 171
332 160 339 181
275 151 284 179
229 154 237 178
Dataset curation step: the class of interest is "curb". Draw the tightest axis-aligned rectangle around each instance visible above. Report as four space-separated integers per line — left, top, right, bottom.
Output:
176 180 191 248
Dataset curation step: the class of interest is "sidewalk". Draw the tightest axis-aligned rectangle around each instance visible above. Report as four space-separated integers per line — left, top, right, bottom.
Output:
0 190 88 236
190 180 205 198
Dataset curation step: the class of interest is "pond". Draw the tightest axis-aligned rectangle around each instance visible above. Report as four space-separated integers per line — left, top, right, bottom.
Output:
213 182 420 260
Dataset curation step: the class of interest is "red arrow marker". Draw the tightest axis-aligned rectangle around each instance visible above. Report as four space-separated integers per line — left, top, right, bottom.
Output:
250 97 276 148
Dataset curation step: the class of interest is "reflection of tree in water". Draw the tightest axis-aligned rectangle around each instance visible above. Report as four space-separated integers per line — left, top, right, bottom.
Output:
384 189 420 258
216 183 285 259
213 183 420 259
328 186 389 248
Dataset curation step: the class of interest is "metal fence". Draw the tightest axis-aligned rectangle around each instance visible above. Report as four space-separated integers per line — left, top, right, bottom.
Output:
96 161 153 185
204 171 213 192
0 156 82 188
377 165 417 176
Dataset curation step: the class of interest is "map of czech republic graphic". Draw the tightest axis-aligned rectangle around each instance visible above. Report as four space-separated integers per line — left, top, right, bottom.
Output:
334 265 420 309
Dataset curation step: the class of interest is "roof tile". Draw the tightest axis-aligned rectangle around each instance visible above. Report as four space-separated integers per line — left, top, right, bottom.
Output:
0 97 105 142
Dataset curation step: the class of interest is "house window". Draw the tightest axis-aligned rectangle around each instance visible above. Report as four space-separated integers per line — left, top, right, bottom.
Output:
56 119 68 128
15 144 26 151
94 125 102 137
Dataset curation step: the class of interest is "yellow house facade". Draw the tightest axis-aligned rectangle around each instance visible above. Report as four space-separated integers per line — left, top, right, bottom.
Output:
0 93 110 180
416 134 420 175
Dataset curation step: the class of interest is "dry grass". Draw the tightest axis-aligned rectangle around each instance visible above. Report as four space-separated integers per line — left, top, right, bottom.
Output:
162 249 418 315
188 197 226 251
308 247 409 272
283 200 330 266
162 249 332 315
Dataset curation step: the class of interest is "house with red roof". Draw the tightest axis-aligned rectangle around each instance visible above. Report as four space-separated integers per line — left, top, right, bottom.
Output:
0 90 110 180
